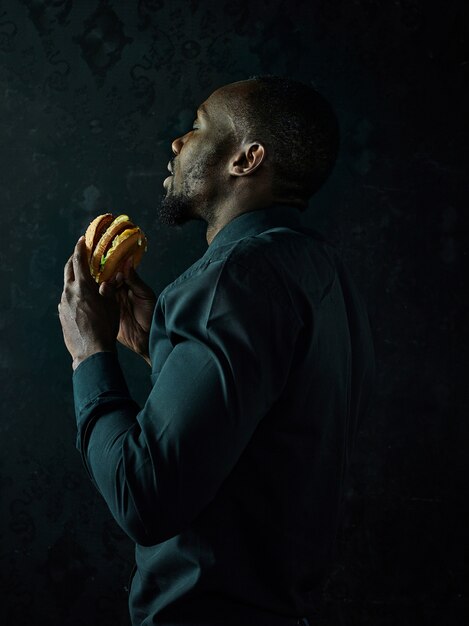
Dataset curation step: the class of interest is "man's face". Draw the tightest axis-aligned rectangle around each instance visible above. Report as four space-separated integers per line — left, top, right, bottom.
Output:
157 86 238 226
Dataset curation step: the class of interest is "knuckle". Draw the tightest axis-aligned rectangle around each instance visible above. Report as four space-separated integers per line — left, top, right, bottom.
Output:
77 275 89 289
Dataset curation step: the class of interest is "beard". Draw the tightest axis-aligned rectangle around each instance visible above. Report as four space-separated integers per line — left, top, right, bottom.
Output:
157 189 199 227
157 155 215 226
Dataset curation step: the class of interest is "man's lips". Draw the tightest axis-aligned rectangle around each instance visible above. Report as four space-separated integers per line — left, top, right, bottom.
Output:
163 161 174 188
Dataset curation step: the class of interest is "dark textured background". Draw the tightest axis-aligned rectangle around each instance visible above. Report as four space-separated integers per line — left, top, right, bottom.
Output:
0 1 467 624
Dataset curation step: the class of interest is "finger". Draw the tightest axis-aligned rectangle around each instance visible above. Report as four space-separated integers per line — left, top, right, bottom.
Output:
99 270 124 295
57 297 68 321
72 236 93 285
123 256 134 279
114 271 125 286
99 280 118 298
64 254 74 284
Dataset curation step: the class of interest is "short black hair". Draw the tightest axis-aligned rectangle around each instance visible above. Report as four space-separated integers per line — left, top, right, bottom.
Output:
232 75 339 206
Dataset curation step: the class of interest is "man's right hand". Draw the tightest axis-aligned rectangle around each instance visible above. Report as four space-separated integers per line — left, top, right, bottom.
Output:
99 257 157 366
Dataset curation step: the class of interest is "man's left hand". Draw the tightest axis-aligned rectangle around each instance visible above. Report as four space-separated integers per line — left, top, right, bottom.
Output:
58 236 120 370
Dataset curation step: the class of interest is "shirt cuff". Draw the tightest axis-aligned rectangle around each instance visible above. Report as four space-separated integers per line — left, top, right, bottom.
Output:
72 351 133 420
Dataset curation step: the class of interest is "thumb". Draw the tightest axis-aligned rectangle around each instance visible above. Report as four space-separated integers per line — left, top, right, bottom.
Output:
99 281 115 298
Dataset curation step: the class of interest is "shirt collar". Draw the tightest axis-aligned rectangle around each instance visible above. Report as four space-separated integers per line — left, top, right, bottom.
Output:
205 203 303 252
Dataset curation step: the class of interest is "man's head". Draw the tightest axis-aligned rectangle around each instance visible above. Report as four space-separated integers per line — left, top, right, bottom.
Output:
157 75 339 227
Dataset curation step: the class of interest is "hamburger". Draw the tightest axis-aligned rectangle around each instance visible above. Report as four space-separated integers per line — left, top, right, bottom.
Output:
84 213 148 284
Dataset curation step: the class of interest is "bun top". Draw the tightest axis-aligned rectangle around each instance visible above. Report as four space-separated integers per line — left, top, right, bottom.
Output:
85 213 114 263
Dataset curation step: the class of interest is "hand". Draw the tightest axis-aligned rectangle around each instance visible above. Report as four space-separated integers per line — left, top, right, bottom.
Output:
59 236 120 370
99 256 157 367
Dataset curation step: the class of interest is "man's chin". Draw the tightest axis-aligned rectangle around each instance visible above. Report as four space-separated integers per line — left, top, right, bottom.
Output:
157 194 196 226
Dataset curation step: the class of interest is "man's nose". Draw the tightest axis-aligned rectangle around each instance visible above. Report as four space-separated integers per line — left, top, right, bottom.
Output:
171 135 184 155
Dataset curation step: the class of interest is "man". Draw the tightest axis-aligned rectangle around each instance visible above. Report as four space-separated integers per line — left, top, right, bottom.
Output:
59 75 375 626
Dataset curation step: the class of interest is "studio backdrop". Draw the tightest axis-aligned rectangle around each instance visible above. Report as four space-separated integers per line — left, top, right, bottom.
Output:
0 1 466 625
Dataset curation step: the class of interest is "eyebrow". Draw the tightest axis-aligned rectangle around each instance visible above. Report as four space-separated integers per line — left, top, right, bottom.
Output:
197 104 208 118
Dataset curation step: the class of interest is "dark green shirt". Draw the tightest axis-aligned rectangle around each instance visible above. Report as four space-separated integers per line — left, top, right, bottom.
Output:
73 203 375 626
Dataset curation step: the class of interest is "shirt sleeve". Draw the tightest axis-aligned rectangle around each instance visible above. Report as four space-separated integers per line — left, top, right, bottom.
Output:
73 257 301 546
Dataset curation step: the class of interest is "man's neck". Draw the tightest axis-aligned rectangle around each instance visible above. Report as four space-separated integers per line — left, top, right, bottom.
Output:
204 198 269 245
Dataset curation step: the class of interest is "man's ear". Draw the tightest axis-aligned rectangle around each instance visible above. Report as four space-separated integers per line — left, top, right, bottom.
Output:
228 142 265 177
